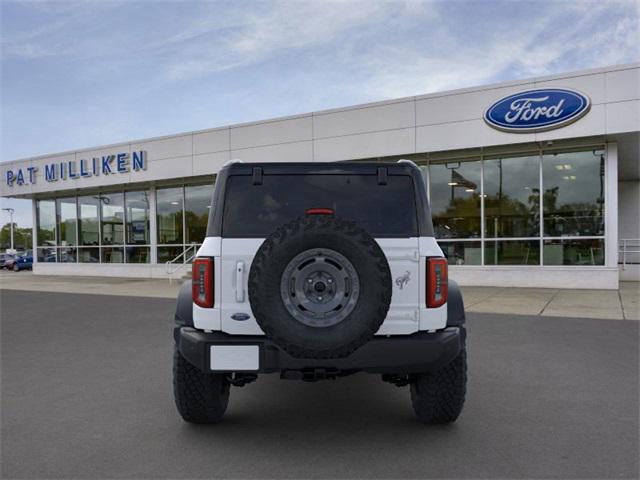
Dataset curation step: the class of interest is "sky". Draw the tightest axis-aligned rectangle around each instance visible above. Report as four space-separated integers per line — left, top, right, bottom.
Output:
1 0 639 228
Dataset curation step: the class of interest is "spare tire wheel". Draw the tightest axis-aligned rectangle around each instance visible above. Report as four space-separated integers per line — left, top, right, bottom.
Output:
248 215 392 359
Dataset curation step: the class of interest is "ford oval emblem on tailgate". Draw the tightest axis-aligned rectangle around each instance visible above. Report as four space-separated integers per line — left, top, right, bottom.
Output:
231 313 251 321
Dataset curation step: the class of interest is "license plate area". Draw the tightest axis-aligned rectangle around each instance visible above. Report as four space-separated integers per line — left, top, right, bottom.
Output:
210 345 259 371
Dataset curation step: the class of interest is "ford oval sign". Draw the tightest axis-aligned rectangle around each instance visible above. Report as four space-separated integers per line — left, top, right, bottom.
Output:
484 88 591 133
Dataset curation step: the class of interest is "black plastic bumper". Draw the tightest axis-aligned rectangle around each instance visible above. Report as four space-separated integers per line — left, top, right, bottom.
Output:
175 326 464 375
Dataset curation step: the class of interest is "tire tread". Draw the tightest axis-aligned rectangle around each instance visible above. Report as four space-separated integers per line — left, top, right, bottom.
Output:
410 345 467 424
173 347 230 424
248 216 391 359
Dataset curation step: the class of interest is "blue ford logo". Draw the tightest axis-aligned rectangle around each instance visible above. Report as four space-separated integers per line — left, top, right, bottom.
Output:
484 88 590 133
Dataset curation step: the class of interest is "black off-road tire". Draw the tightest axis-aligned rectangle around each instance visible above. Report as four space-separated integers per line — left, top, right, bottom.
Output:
249 215 392 359
410 341 467 424
173 346 230 424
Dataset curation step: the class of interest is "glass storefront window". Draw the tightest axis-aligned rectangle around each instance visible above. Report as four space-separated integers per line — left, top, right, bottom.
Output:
78 196 100 246
56 197 77 246
101 246 124 263
78 247 100 263
543 238 604 265
438 241 482 265
542 150 605 237
484 155 540 238
100 193 124 245
58 246 77 263
126 246 150 264
429 160 481 239
36 246 56 262
158 246 184 264
37 200 56 246
185 184 212 244
125 191 150 245
157 187 183 244
485 240 540 265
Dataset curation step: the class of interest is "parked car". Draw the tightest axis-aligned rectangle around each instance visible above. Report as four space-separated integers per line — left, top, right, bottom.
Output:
2 254 17 270
173 160 466 424
12 252 33 271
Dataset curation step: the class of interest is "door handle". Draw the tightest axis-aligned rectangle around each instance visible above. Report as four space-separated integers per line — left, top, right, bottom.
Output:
235 261 245 302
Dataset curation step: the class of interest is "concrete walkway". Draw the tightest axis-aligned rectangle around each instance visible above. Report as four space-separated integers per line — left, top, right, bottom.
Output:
1 270 638 320
463 283 639 320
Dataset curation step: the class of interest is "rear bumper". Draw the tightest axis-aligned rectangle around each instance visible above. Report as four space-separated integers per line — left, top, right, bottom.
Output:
175 326 464 375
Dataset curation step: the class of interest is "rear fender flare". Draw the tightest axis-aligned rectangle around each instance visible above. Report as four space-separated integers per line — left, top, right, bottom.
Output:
175 280 194 328
447 280 465 326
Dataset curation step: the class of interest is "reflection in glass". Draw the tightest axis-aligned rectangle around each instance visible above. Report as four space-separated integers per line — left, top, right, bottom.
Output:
542 150 605 237
36 246 56 262
484 155 540 238
485 240 540 265
78 247 100 263
126 246 150 264
429 161 481 239
37 200 56 246
158 246 183 264
125 191 150 245
58 246 77 263
438 241 481 265
157 187 183 244
544 239 604 265
78 196 100 246
101 247 124 263
185 184 212 244
101 193 124 245
56 197 77 246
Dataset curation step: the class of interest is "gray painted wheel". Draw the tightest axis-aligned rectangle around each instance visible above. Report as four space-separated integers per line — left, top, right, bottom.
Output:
280 248 360 328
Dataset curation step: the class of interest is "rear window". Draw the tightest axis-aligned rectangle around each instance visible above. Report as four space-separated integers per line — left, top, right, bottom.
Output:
222 174 418 237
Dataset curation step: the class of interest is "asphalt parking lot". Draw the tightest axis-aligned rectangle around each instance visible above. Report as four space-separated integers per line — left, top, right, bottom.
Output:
1 289 638 479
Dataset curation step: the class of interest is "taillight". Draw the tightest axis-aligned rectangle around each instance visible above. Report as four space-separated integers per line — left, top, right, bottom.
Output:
305 208 334 215
192 257 214 308
426 257 448 308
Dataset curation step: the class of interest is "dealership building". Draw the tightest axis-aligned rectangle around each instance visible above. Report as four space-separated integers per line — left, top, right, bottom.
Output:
1 63 638 288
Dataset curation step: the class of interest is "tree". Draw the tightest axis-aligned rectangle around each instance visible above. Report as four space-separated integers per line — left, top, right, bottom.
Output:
0 223 32 251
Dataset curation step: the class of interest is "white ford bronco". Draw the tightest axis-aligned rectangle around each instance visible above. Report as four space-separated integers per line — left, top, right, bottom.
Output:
174 160 467 424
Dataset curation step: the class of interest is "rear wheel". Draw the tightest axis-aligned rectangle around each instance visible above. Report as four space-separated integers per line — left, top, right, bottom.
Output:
173 346 230 424
13 263 19 272
410 344 467 424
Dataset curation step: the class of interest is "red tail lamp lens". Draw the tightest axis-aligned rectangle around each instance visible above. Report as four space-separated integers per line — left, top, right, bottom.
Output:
192 257 214 308
305 208 334 215
427 257 448 308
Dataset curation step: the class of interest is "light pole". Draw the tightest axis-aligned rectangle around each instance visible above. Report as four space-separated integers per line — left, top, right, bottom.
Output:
2 207 15 251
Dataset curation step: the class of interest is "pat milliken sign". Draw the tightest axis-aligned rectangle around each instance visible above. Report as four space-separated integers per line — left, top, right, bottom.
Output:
484 88 591 133
5 151 147 187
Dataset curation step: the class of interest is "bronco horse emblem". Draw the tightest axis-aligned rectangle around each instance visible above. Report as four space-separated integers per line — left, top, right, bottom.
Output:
395 270 411 290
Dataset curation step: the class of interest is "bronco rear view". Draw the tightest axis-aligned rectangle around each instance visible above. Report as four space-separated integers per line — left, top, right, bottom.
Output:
173 160 467 424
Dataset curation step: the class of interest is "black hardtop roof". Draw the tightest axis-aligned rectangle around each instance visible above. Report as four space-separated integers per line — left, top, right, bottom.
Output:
206 160 434 237
223 161 420 176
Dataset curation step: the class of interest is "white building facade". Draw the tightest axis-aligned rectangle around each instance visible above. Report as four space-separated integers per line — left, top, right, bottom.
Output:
2 63 639 288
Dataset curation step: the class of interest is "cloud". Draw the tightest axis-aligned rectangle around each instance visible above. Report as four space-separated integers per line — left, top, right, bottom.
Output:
164 1 403 80
1 0 638 165
351 0 640 99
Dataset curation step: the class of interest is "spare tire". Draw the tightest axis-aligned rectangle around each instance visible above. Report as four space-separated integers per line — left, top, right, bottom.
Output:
248 215 392 359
